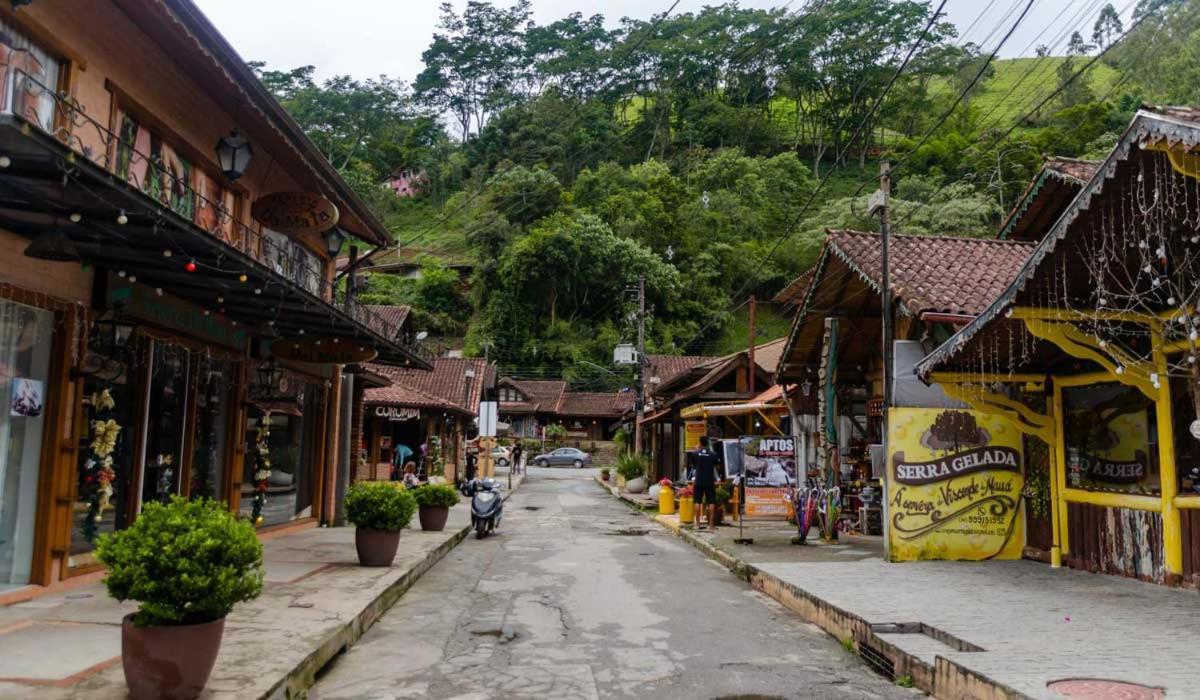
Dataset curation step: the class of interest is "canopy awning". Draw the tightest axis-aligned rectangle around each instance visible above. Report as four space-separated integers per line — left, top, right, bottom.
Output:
0 114 430 368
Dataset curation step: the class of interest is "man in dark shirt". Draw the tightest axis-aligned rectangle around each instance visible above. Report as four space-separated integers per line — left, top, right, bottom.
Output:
688 436 723 529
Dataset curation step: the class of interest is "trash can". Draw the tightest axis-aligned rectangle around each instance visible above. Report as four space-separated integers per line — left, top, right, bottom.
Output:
659 486 675 515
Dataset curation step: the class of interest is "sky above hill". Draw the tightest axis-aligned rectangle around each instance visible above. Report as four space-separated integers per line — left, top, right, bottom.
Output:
195 0 1136 83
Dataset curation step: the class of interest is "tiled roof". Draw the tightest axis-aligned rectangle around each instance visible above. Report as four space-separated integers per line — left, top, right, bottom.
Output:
1043 157 1100 183
1143 104 1200 124
645 355 717 387
700 337 787 374
364 356 490 414
500 379 567 412
774 268 815 307
557 392 635 418
362 304 410 339
824 230 1036 317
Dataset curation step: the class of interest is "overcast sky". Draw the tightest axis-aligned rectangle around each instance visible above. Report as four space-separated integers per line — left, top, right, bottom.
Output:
192 0 1134 83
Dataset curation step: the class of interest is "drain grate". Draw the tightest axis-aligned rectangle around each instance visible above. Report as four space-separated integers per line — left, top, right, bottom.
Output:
858 641 896 680
522 506 541 511
1048 679 1164 699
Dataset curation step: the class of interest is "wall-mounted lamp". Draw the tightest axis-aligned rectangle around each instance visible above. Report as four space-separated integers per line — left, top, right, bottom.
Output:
215 129 253 180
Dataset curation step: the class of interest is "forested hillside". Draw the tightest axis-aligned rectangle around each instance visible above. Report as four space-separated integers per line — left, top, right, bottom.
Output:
253 0 1200 386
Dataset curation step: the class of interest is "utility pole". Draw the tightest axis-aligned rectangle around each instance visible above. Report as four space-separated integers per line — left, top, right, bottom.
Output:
633 275 646 455
747 295 757 397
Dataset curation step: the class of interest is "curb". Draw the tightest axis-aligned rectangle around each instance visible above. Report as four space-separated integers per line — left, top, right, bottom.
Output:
272 477 524 699
595 477 1028 700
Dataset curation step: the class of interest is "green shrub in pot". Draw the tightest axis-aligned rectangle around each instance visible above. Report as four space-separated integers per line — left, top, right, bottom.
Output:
96 496 264 627
413 483 461 509
345 481 417 532
96 496 264 700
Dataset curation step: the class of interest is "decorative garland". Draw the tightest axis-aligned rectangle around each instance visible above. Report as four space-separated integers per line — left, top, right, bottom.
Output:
251 411 272 526
426 435 444 478
82 388 121 544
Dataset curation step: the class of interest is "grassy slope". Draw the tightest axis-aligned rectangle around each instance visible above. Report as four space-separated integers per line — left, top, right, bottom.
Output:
933 57 1120 124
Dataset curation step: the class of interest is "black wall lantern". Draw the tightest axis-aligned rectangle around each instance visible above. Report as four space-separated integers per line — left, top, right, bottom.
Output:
322 227 347 256
215 129 253 180
251 360 285 399
74 311 136 380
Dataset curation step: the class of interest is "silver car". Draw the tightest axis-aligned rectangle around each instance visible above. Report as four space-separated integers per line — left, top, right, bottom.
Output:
532 447 591 468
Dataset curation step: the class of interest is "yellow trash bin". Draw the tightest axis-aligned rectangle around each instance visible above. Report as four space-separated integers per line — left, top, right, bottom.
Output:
678 495 694 523
659 485 675 515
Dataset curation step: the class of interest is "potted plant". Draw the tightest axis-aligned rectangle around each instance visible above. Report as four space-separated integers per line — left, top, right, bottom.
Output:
714 483 733 526
600 467 611 482
414 483 460 532
345 481 417 566
95 497 263 700
616 454 648 493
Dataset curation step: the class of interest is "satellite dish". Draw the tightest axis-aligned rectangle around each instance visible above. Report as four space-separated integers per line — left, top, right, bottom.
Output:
416 331 429 341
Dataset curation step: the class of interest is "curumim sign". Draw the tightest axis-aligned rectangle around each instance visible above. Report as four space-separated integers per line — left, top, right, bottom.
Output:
887 408 1024 561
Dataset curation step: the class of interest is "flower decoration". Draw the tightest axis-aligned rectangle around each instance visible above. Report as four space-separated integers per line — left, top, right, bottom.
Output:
250 412 272 526
82 387 122 544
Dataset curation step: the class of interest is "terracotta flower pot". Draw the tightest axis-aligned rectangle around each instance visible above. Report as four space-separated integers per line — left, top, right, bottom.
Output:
601 472 610 482
121 613 225 700
418 505 450 532
355 527 401 566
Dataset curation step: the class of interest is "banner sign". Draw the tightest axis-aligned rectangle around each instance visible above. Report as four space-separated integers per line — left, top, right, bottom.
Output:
738 436 796 520
887 408 1024 561
684 421 706 451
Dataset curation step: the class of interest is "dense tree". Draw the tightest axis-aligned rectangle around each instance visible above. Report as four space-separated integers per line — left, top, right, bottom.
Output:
1092 3 1124 49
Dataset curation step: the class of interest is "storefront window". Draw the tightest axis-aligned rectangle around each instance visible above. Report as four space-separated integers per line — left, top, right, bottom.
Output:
240 379 321 526
190 357 234 502
1063 382 1160 495
141 342 189 507
0 300 52 585
70 345 138 562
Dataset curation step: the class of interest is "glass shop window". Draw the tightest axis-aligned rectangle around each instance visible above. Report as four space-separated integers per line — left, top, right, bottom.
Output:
70 335 139 562
240 380 322 526
1062 382 1160 496
141 342 190 507
190 356 234 503
0 299 53 585
0 18 61 133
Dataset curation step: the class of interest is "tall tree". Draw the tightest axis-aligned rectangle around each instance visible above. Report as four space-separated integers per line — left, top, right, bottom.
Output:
1092 3 1124 49
415 1 533 141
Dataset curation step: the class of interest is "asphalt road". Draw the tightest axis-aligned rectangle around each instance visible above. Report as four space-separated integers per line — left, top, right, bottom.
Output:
310 467 914 700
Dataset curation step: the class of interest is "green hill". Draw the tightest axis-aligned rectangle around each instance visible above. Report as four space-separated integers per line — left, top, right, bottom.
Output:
941 56 1121 125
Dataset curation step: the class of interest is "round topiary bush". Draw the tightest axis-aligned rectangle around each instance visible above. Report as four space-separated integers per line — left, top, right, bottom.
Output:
413 483 461 509
345 481 417 532
96 496 264 627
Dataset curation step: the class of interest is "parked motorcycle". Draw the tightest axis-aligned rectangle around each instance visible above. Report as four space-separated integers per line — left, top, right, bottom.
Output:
463 478 503 539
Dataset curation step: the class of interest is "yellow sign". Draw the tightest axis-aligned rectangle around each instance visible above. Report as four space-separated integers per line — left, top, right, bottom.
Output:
887 408 1024 561
684 421 706 451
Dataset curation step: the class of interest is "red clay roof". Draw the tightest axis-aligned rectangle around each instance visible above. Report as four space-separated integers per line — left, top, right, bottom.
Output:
365 357 490 415
362 304 411 338
1043 157 1100 183
645 355 718 387
824 230 1036 317
557 391 635 418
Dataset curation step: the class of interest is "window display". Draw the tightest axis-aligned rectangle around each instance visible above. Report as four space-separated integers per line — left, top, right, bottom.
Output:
141 342 189 507
240 378 322 526
1063 383 1160 495
190 356 234 502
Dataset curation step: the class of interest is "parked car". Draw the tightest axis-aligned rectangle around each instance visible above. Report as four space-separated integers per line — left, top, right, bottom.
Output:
491 446 512 467
533 447 591 468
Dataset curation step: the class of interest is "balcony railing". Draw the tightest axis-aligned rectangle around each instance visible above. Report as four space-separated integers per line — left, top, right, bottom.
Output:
6 68 430 364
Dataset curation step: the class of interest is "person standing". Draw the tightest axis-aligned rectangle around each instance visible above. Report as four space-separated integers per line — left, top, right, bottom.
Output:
688 436 723 529
511 442 524 474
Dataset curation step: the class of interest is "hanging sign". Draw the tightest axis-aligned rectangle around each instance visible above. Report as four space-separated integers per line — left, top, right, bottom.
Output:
271 337 376 364
108 278 247 351
375 406 419 422
251 192 339 236
887 408 1025 562
684 421 706 451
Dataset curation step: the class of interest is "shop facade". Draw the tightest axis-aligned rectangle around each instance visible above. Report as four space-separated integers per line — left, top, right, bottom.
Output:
362 357 492 485
916 107 1200 586
0 1 426 592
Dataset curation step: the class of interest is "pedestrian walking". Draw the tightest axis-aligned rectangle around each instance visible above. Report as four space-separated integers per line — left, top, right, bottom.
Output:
688 435 723 529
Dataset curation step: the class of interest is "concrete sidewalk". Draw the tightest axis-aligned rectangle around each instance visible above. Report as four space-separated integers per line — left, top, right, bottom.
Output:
0 475 521 700
616 484 1195 700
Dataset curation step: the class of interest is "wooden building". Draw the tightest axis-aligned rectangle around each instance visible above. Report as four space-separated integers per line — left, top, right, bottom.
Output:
0 0 427 594
917 107 1200 586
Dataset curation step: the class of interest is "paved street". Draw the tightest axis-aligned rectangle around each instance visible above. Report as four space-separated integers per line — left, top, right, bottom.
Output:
311 467 912 700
